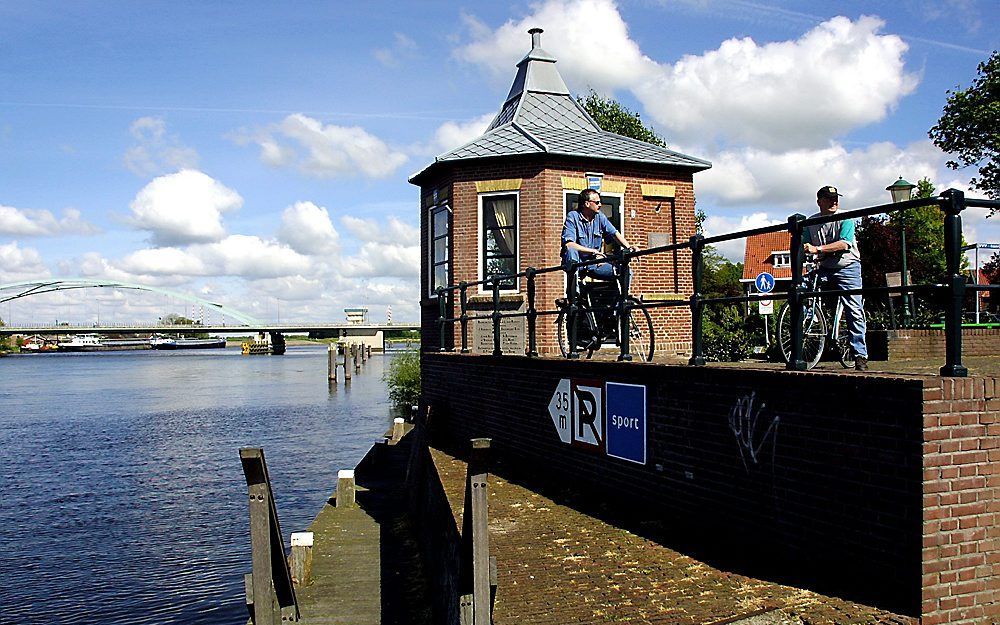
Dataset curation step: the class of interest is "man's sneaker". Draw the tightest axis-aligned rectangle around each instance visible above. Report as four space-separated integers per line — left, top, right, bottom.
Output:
855 356 869 371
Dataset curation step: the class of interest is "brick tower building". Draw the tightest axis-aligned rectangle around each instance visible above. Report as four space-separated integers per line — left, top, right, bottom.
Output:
411 28 711 356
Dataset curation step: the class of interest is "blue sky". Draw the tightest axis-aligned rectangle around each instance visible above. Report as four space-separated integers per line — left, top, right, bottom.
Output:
1 0 997 325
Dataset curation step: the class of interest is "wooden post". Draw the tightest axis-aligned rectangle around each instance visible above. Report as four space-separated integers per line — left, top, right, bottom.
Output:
390 417 404 444
336 469 356 508
354 344 361 372
460 438 492 625
342 344 351 381
239 447 299 624
290 532 313 587
327 344 336 382
361 343 367 362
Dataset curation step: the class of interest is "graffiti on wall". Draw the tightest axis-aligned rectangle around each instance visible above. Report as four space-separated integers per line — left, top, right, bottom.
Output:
728 391 780 473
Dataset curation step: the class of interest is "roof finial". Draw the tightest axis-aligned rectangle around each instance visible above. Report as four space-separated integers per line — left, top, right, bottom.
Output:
529 27 543 49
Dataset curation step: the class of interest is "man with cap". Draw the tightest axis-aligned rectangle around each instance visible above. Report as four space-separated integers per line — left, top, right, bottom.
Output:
802 186 869 371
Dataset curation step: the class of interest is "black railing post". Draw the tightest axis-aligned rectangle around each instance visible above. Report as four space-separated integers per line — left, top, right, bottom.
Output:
567 263 580 359
437 286 448 353
526 268 538 357
787 214 807 370
491 277 502 356
940 189 969 377
618 247 633 361
459 282 470 354
689 235 705 366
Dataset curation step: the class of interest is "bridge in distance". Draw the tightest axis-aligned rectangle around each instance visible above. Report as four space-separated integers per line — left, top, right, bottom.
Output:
0 323 418 336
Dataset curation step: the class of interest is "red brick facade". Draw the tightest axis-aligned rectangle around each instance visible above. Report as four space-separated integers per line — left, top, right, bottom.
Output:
922 375 1000 624
418 156 699 356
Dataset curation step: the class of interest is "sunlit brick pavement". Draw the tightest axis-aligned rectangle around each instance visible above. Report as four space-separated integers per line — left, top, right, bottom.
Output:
430 448 916 625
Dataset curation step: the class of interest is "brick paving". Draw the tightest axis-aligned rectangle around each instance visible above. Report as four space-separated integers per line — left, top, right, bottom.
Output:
430 447 916 625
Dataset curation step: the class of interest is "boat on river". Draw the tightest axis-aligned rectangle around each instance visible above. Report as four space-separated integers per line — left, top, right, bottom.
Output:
150 336 227 350
57 334 151 352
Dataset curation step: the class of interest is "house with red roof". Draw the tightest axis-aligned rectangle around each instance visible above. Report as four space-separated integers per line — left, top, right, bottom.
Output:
741 230 794 300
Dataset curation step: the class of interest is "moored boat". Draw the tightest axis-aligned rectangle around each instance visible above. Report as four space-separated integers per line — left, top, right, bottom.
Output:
150 336 227 350
57 334 151 352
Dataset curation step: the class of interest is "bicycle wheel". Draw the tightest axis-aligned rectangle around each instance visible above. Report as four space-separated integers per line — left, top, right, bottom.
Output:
834 305 852 368
556 309 597 359
777 302 827 369
556 309 571 358
625 297 655 361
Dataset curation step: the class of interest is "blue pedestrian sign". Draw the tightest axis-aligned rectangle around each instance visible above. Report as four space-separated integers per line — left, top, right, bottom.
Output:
755 272 775 294
605 383 646 465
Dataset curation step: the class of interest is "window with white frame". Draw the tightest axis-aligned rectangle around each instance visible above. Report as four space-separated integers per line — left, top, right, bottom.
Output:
772 251 790 268
480 192 518 291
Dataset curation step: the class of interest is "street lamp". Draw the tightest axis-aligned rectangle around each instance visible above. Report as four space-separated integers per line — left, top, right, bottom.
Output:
886 176 917 324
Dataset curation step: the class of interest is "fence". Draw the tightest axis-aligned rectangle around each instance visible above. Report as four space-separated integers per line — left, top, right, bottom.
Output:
434 189 1000 377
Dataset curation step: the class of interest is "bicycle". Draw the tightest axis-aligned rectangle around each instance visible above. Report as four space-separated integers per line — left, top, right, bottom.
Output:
776 258 853 370
554 257 654 361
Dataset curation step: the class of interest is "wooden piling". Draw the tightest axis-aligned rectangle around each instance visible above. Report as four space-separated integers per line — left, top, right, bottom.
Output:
327 344 336 382
343 344 351 380
354 344 361 372
461 438 492 625
290 531 314 587
336 469 356 507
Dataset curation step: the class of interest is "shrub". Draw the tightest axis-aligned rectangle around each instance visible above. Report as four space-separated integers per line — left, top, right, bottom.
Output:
383 351 420 409
701 305 756 362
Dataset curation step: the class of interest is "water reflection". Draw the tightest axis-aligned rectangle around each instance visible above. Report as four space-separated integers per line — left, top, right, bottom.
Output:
0 345 396 625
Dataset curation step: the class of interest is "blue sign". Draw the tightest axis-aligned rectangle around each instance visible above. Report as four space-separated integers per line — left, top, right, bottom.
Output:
755 272 775 294
605 383 646 464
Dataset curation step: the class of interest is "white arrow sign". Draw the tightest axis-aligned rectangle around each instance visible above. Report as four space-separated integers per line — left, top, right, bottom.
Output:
548 378 572 444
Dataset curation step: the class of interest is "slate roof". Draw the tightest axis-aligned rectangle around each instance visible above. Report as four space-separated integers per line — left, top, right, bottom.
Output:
410 29 711 184
742 231 793 281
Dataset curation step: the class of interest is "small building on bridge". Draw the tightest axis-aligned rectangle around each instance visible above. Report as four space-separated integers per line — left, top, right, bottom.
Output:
410 28 711 356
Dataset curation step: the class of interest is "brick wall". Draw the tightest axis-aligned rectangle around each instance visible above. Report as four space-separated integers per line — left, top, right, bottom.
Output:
922 376 1000 624
422 354 1000 622
418 157 699 357
878 329 1000 360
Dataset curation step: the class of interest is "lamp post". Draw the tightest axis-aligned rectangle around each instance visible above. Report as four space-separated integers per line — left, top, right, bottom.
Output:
887 176 916 324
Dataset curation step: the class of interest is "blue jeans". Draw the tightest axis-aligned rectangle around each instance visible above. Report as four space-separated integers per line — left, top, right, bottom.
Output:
562 247 620 281
819 262 867 359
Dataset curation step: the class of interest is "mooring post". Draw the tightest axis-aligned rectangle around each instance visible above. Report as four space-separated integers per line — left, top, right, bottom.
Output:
460 437 492 625
289 532 313 587
390 417 405 444
327 344 336 382
354 344 361 372
239 447 299 624
343 344 352 381
361 343 367 363
336 469 356 508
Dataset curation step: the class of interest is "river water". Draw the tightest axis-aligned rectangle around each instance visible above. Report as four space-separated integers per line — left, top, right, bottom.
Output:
0 345 400 624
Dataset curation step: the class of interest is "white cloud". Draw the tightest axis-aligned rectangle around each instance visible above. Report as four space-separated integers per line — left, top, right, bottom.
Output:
702 212 784 261
455 1 656 93
238 114 408 179
696 139 947 210
0 242 49 282
128 170 243 245
341 215 419 245
118 235 311 279
636 16 918 150
341 242 420 278
0 205 99 237
123 116 199 176
458 3 917 151
374 32 418 67
278 201 340 255
427 113 495 155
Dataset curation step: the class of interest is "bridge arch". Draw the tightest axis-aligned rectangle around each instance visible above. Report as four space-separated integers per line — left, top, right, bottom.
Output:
0 278 263 326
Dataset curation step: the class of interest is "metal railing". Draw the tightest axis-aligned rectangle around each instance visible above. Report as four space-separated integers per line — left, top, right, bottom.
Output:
433 189 1000 377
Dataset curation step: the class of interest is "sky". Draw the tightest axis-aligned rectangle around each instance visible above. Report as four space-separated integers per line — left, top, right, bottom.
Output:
1 0 997 326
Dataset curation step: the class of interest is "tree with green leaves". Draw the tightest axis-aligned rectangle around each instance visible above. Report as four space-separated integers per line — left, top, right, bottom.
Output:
577 90 666 146
929 51 1000 204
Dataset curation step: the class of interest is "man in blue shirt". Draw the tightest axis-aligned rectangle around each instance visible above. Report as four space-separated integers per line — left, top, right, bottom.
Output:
802 185 868 371
561 189 632 280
